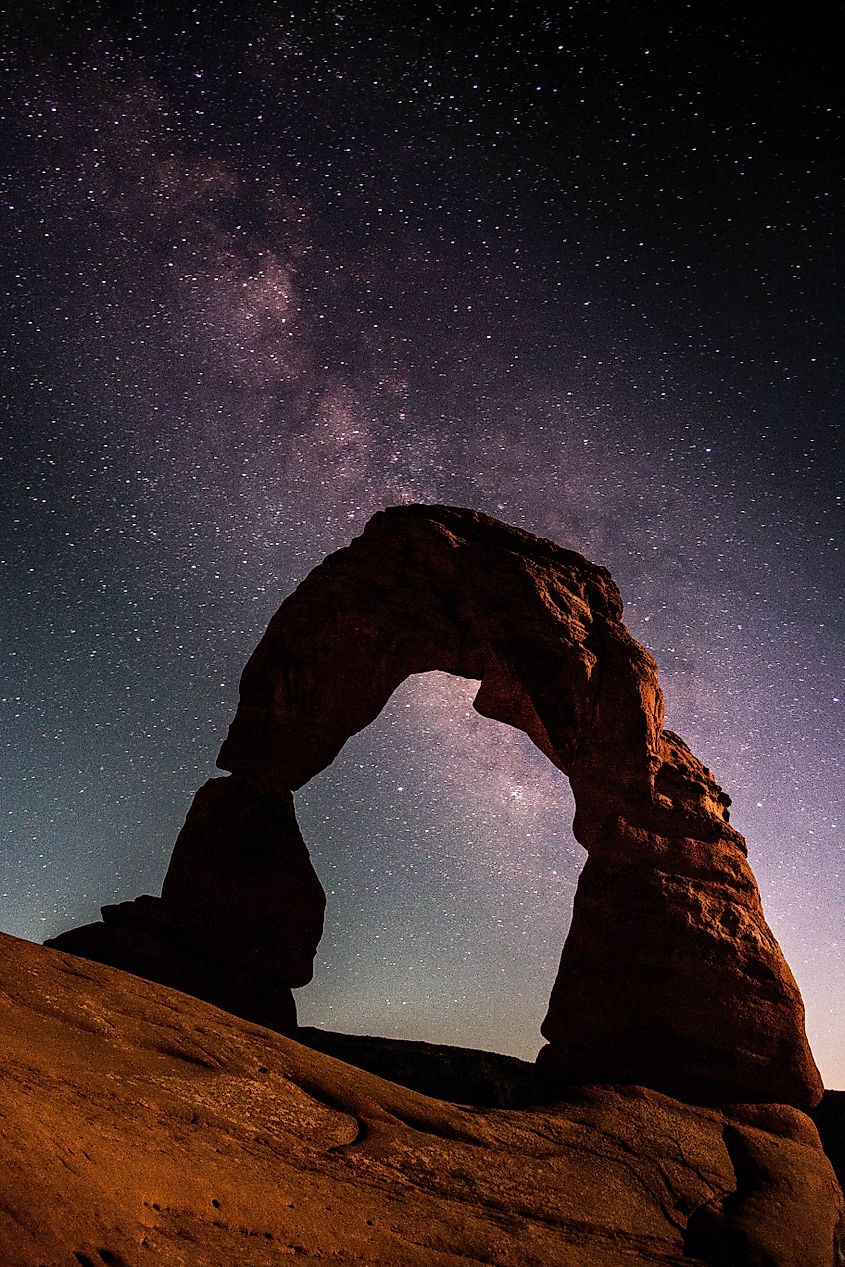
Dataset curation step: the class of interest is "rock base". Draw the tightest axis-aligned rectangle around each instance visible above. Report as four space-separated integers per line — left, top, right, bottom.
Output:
2 933 842 1267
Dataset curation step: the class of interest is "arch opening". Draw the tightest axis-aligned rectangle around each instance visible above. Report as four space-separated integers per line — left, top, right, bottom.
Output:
293 670 580 1058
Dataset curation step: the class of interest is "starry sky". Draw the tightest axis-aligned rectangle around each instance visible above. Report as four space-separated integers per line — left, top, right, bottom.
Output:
2 3 843 1084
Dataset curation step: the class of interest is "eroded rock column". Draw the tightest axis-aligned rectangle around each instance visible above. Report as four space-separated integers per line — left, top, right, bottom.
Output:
48 777 324 1031
539 737 822 1107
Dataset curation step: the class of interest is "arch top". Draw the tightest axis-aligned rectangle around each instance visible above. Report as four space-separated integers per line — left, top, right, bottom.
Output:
217 503 662 799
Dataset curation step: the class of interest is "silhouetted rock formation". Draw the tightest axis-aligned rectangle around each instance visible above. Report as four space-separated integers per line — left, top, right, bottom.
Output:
813 1091 845 1191
298 1027 545 1108
47 504 823 1109
2 933 842 1267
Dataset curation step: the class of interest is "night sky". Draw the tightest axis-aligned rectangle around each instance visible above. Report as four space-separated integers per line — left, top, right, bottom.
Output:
2 4 842 1084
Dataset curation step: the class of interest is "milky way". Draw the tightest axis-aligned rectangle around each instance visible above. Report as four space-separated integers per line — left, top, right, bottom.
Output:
2 4 842 1081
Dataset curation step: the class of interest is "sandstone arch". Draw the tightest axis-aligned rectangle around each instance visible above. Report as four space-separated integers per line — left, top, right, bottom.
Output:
48 505 823 1109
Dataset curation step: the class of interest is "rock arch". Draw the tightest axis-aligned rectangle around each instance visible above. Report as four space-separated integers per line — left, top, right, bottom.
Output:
48 505 822 1109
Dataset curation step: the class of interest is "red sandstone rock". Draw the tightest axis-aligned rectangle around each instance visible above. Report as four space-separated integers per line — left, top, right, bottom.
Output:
1 934 841 1267
47 504 823 1109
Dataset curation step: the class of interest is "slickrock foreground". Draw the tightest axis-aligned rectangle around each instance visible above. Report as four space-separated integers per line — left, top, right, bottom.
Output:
50 505 823 1108
0 934 841 1267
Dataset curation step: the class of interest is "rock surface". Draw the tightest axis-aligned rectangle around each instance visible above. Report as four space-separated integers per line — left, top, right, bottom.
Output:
47 504 823 1108
301 1028 845 1194
1 933 841 1267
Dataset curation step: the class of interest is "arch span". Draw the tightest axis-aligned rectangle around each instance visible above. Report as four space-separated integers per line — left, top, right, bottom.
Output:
48 505 822 1109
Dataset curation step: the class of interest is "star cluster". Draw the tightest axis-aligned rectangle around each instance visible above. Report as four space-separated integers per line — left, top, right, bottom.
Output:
1 3 842 1080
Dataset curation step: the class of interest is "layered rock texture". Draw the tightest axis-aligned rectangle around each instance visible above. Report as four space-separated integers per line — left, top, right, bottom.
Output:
1 933 841 1267
48 504 822 1109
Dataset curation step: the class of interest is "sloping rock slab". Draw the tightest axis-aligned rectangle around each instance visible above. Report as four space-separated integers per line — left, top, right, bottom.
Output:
0 933 840 1267
300 1026 845 1192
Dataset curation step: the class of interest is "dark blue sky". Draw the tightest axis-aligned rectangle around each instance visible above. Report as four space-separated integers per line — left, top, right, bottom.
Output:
2 2 842 1081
